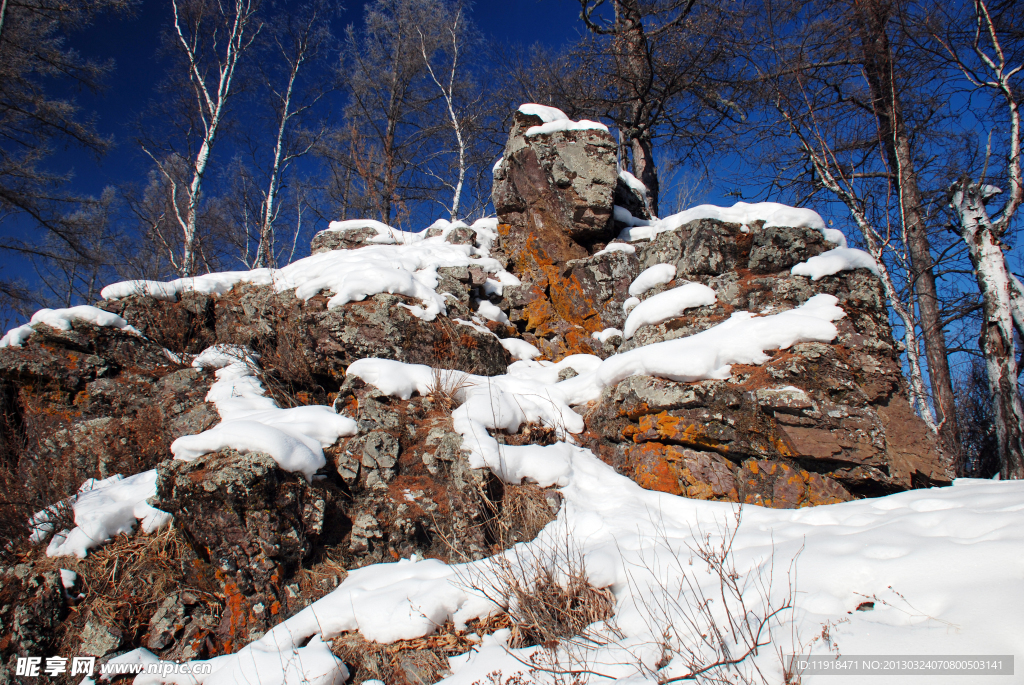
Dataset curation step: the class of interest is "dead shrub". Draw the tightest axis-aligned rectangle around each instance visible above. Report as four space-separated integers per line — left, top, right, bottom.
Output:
463 531 615 651
0 392 82 560
426 367 472 413
116 297 216 357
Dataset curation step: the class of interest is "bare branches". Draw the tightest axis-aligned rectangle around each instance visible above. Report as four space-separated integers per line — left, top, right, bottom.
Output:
144 0 262 276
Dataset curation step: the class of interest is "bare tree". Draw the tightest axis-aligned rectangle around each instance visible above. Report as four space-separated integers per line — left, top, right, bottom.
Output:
574 0 740 216
329 0 443 226
418 4 472 220
850 0 962 459
0 0 129 297
937 0 1024 478
746 0 972 460
246 0 334 268
140 0 262 276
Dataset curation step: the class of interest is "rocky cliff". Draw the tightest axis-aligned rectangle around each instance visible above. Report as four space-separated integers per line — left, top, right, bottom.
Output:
0 104 949 684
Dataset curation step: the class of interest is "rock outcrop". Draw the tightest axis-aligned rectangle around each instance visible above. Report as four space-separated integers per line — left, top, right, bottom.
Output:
486 107 948 502
0 105 951 682
491 109 640 359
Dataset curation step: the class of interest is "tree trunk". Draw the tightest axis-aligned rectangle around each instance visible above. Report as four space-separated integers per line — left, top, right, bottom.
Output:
951 181 1024 479
852 0 961 458
631 133 660 216
615 0 660 216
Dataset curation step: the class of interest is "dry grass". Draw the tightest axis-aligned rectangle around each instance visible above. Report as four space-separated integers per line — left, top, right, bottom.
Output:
331 614 512 685
461 529 616 652
498 551 615 649
36 524 221 658
482 480 558 551
426 367 472 413
292 548 350 600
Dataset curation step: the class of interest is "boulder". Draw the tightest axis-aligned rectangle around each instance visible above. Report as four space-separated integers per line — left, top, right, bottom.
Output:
149 451 338 650
309 223 384 253
491 109 624 357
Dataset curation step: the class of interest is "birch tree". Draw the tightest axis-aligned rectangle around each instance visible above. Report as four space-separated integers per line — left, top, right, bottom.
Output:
245 0 333 268
141 0 262 277
418 6 470 220
747 0 972 462
936 0 1024 479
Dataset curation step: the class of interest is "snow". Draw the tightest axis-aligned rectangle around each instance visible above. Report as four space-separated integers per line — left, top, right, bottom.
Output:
613 204 651 227
517 103 609 137
474 298 510 324
60 569 78 589
170 345 358 482
156 442 1024 685
500 337 542 360
792 247 879 281
101 218 514 323
561 293 845 404
623 296 640 314
592 241 636 257
517 103 571 123
591 327 623 343
622 282 717 339
618 201 841 245
0 306 142 348
618 169 647 195
32 471 171 559
628 263 677 296
321 219 421 245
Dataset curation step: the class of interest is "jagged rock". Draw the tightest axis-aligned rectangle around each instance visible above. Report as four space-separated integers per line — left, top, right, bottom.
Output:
491 109 622 358
0 566 66 673
678 219 745 276
150 451 341 649
493 109 618 249
147 594 191 650
310 224 384 253
562 249 640 331
104 286 509 382
80 620 122 656
748 225 830 273
0 319 216 492
151 452 330 588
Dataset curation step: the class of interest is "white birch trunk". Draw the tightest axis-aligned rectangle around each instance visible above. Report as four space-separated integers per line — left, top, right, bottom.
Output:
950 183 1024 478
171 0 259 276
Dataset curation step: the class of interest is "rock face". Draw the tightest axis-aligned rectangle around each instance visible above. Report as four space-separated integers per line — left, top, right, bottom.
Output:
0 322 216 495
486 109 948 502
491 109 634 359
0 567 65 680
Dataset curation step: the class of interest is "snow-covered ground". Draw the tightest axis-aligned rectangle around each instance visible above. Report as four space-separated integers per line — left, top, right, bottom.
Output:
126 452 1024 685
